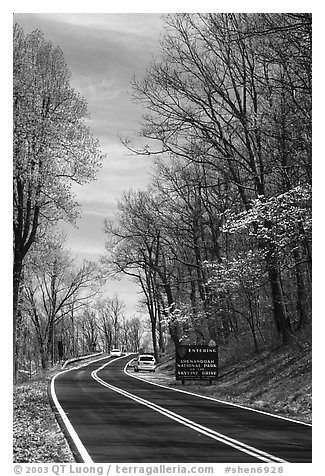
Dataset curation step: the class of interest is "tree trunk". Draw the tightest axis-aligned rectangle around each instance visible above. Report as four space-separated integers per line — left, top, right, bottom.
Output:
40 348 50 370
266 247 292 344
293 247 309 330
150 317 159 361
156 300 166 354
36 333 50 370
13 253 24 382
162 281 180 347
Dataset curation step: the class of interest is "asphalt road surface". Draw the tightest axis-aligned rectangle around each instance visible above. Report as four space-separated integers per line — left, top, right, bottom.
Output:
51 354 312 463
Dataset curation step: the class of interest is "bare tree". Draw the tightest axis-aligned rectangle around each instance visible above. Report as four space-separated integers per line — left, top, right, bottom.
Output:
13 24 104 378
127 316 144 352
95 298 114 352
105 294 125 349
80 309 99 354
22 236 103 369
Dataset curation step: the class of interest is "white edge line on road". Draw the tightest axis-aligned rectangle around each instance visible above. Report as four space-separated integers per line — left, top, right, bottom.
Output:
51 370 93 463
92 359 287 464
50 353 125 463
124 359 312 428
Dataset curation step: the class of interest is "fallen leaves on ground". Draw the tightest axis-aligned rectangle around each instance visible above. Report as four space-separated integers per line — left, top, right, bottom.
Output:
13 376 74 463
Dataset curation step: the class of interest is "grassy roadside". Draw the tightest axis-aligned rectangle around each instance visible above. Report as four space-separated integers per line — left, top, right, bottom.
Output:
127 343 312 425
13 353 109 463
13 366 75 463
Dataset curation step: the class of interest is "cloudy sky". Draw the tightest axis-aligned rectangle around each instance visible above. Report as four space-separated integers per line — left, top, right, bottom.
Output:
13 12 165 317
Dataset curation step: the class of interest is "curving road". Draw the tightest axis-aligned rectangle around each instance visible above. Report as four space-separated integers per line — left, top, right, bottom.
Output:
50 354 312 463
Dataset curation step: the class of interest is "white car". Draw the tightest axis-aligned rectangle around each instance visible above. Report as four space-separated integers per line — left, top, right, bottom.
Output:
134 354 156 372
110 348 122 357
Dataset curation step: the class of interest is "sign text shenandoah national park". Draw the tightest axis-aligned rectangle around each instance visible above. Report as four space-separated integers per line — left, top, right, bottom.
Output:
175 345 218 384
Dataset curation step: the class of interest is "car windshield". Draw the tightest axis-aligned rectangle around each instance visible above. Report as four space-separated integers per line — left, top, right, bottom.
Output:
139 356 154 362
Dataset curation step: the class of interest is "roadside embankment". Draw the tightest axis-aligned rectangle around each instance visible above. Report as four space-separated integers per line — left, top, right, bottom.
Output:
127 343 312 425
14 353 106 463
14 367 75 463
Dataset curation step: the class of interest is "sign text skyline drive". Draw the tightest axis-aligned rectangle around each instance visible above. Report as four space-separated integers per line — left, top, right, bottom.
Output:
175 345 218 384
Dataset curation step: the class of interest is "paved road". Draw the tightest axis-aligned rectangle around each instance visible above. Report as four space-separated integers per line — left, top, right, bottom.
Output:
51 354 312 463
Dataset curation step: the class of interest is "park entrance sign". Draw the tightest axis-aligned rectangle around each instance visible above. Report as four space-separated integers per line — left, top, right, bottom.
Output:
175 345 218 384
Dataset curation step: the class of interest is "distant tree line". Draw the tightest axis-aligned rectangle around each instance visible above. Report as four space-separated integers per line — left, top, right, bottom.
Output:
18 233 144 375
16 225 144 376
103 13 312 360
